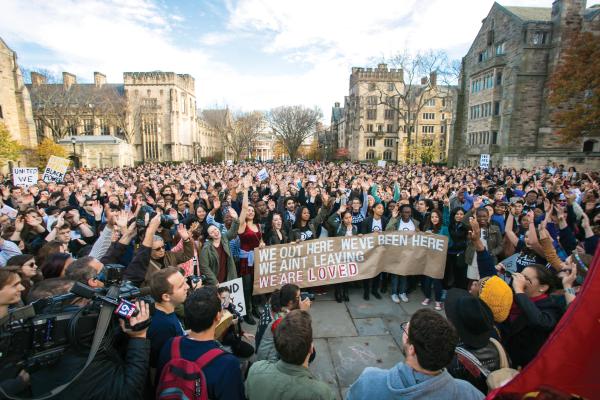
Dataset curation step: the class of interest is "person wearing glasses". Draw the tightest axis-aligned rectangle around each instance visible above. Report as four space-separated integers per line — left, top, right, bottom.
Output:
124 212 194 287
347 309 484 400
4 254 43 303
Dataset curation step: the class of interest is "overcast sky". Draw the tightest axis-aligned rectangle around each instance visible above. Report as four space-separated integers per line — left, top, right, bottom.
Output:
1 0 555 121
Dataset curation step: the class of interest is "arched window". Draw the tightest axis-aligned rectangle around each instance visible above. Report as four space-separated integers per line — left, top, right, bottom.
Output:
366 150 375 160
383 150 393 160
583 139 597 153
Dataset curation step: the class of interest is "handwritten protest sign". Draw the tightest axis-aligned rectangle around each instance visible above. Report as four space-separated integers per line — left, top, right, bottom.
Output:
219 277 246 316
253 231 448 294
480 154 490 169
377 160 387 168
256 168 269 182
0 204 18 219
42 156 70 183
12 168 38 187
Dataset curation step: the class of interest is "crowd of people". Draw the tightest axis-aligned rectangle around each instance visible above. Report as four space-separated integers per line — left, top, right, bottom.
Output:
0 160 597 399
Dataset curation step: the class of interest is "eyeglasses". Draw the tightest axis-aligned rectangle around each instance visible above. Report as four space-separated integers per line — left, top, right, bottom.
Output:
152 245 165 251
400 321 409 336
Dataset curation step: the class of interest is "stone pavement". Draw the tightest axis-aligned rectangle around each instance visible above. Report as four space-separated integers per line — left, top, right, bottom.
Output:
242 284 441 399
306 285 445 399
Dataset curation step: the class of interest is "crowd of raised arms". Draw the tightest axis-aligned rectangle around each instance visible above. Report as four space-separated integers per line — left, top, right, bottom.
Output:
0 161 597 400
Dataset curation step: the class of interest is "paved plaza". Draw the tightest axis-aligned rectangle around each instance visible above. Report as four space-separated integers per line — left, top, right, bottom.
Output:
245 285 443 399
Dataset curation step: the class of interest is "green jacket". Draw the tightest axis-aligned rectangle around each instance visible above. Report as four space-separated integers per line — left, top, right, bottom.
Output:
198 219 240 286
245 360 336 400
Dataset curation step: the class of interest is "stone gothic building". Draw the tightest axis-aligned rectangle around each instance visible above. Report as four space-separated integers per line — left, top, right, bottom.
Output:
450 0 600 169
0 38 37 171
339 63 456 163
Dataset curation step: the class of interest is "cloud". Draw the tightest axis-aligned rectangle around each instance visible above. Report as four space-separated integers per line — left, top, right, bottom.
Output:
0 0 556 123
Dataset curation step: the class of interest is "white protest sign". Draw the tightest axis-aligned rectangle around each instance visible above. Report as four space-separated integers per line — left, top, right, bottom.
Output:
226 160 233 166
96 178 106 188
480 154 490 169
12 168 38 187
256 168 269 182
42 156 71 183
0 204 18 219
218 277 246 316
308 175 317 183
377 160 387 168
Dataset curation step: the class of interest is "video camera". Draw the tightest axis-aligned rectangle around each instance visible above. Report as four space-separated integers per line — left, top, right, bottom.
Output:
136 204 175 230
0 265 151 375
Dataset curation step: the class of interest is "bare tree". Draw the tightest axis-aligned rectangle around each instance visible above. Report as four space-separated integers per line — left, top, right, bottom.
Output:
376 50 458 162
225 111 265 161
202 108 232 159
99 88 142 144
29 82 97 140
268 105 322 161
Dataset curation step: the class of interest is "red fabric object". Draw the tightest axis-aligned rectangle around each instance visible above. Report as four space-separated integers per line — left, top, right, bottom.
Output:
488 246 600 399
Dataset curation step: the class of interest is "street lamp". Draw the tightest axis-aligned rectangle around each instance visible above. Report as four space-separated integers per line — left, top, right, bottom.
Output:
71 137 79 169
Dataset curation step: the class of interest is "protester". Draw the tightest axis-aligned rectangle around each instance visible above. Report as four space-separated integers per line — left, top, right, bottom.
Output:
0 160 598 399
156 286 245 400
246 310 336 400
256 283 311 362
147 267 188 370
346 309 484 399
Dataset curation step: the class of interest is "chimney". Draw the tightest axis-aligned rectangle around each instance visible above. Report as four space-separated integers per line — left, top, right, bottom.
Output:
334 102 340 107
31 71 47 86
430 72 437 86
62 72 76 90
94 72 106 87
421 76 428 85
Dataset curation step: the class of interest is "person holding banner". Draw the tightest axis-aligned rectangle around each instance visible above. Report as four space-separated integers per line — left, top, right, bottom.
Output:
238 175 264 325
360 202 389 301
327 203 356 302
386 204 421 303
420 204 450 311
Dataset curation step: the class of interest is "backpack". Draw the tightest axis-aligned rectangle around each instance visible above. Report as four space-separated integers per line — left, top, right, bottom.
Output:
157 336 225 400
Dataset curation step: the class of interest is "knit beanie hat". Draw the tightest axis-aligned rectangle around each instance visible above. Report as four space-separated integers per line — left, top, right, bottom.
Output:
478 276 513 323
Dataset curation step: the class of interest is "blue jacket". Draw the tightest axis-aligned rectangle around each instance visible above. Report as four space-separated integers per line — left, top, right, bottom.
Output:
346 362 484 400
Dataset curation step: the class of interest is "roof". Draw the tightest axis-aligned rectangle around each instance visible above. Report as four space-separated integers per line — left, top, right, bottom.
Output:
57 135 125 144
26 83 125 108
502 5 552 21
201 109 231 129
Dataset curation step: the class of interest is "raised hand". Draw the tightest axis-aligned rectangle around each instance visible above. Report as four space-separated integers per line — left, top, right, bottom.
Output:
177 223 190 241
228 207 239 220
91 200 103 218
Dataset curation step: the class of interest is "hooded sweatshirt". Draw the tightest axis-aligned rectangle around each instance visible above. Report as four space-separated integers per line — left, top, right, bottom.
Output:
346 362 484 400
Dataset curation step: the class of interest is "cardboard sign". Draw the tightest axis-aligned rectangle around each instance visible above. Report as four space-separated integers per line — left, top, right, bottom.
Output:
256 168 269 182
42 156 70 183
308 175 317 183
0 204 18 219
480 154 490 169
377 160 387 168
253 231 448 294
12 168 38 187
218 277 246 316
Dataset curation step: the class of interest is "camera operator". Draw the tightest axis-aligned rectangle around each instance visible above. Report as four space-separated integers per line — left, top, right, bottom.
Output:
28 287 152 400
147 267 188 371
0 269 28 397
256 284 311 362
123 212 194 287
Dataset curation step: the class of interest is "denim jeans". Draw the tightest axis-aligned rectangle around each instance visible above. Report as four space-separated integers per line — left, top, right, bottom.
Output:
390 274 407 295
421 276 443 301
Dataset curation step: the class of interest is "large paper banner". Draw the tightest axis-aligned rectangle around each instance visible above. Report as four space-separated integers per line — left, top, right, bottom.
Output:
253 231 448 294
42 156 70 183
219 277 246 316
13 167 38 187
